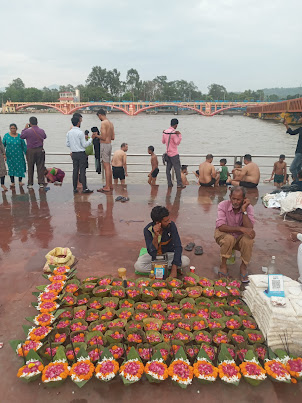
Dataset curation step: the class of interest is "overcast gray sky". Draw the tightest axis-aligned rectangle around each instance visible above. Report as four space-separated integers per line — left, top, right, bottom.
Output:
1 0 301 92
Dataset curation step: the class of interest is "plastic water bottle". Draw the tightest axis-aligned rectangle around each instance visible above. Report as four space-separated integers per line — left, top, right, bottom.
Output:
267 256 276 274
227 250 236 265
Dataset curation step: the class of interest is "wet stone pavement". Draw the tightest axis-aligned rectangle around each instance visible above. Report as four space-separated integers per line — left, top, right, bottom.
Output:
0 183 302 402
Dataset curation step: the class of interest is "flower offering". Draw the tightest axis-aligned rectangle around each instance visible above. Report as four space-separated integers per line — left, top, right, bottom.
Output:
95 358 119 381
28 326 52 341
42 361 70 384
70 358 95 383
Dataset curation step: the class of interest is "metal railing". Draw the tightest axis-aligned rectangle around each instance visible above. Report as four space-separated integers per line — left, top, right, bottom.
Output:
45 152 295 182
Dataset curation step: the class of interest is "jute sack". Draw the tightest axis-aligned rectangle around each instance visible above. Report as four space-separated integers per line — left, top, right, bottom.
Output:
43 247 75 273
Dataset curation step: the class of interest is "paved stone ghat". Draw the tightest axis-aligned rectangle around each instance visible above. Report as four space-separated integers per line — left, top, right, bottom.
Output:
10 268 302 387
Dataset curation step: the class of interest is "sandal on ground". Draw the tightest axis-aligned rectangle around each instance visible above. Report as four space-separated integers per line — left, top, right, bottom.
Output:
184 242 195 251
240 272 249 284
121 197 129 203
194 246 203 255
115 196 123 201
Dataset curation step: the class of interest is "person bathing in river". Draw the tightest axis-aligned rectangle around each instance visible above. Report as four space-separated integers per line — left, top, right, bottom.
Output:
148 146 159 185
214 186 255 283
229 154 260 188
269 154 287 187
111 143 128 185
134 206 190 277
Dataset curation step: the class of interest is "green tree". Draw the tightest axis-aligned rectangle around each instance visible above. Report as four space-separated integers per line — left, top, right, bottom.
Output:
106 68 121 98
86 66 108 88
59 84 75 92
207 83 227 100
126 68 140 100
24 87 43 102
4 77 26 101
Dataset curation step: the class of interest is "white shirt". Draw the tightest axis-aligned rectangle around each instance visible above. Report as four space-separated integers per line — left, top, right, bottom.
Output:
298 234 302 242
66 126 92 152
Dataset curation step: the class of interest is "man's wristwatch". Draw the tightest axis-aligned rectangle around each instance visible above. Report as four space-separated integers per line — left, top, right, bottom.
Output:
243 211 247 215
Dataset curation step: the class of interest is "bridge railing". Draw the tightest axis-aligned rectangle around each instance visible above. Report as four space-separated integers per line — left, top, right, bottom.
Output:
45 152 295 183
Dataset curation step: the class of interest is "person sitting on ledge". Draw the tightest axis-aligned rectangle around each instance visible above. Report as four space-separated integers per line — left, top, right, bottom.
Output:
229 154 260 188
134 206 190 277
44 167 65 185
214 186 255 282
198 154 216 187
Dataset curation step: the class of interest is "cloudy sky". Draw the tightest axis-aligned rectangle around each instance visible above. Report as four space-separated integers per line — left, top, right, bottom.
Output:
1 0 301 92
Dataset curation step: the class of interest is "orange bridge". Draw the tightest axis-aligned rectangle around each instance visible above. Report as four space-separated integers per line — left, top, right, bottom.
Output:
246 97 302 123
2 100 270 116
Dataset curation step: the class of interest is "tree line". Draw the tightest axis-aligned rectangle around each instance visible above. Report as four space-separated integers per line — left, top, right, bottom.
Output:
1 68 301 104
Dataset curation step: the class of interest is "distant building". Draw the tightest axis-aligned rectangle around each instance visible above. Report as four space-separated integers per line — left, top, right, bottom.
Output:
59 89 80 102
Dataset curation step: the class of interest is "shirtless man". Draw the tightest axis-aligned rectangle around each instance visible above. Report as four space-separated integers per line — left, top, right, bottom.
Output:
148 146 159 185
269 154 287 187
111 143 128 185
198 154 216 187
230 154 260 188
95 109 115 192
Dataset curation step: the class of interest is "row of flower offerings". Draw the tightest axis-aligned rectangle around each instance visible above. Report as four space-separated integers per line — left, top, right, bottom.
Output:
11 266 302 388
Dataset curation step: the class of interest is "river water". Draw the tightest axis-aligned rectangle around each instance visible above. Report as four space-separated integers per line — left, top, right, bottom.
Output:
0 112 297 183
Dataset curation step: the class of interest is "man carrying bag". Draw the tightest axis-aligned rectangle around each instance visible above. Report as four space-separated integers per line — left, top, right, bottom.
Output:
162 118 185 189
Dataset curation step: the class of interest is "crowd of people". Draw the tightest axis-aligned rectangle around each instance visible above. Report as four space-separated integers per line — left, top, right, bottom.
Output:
1 113 302 280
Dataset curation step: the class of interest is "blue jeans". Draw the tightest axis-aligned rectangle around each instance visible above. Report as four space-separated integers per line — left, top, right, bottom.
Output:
290 153 302 180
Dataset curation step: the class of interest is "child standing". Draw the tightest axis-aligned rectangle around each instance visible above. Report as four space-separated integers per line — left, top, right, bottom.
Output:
269 154 287 187
148 146 159 185
216 158 230 186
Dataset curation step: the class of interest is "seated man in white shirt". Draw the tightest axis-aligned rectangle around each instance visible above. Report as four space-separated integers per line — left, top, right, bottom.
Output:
66 116 94 194
290 232 302 283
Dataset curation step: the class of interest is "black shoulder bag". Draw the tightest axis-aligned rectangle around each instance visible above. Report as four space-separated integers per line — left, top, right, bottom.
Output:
162 131 172 166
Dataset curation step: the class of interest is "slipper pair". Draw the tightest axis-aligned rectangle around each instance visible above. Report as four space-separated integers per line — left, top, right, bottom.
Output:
184 242 203 255
115 196 130 203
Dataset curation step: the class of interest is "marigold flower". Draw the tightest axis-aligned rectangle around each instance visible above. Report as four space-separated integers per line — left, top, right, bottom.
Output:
54 333 67 343
66 347 80 361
